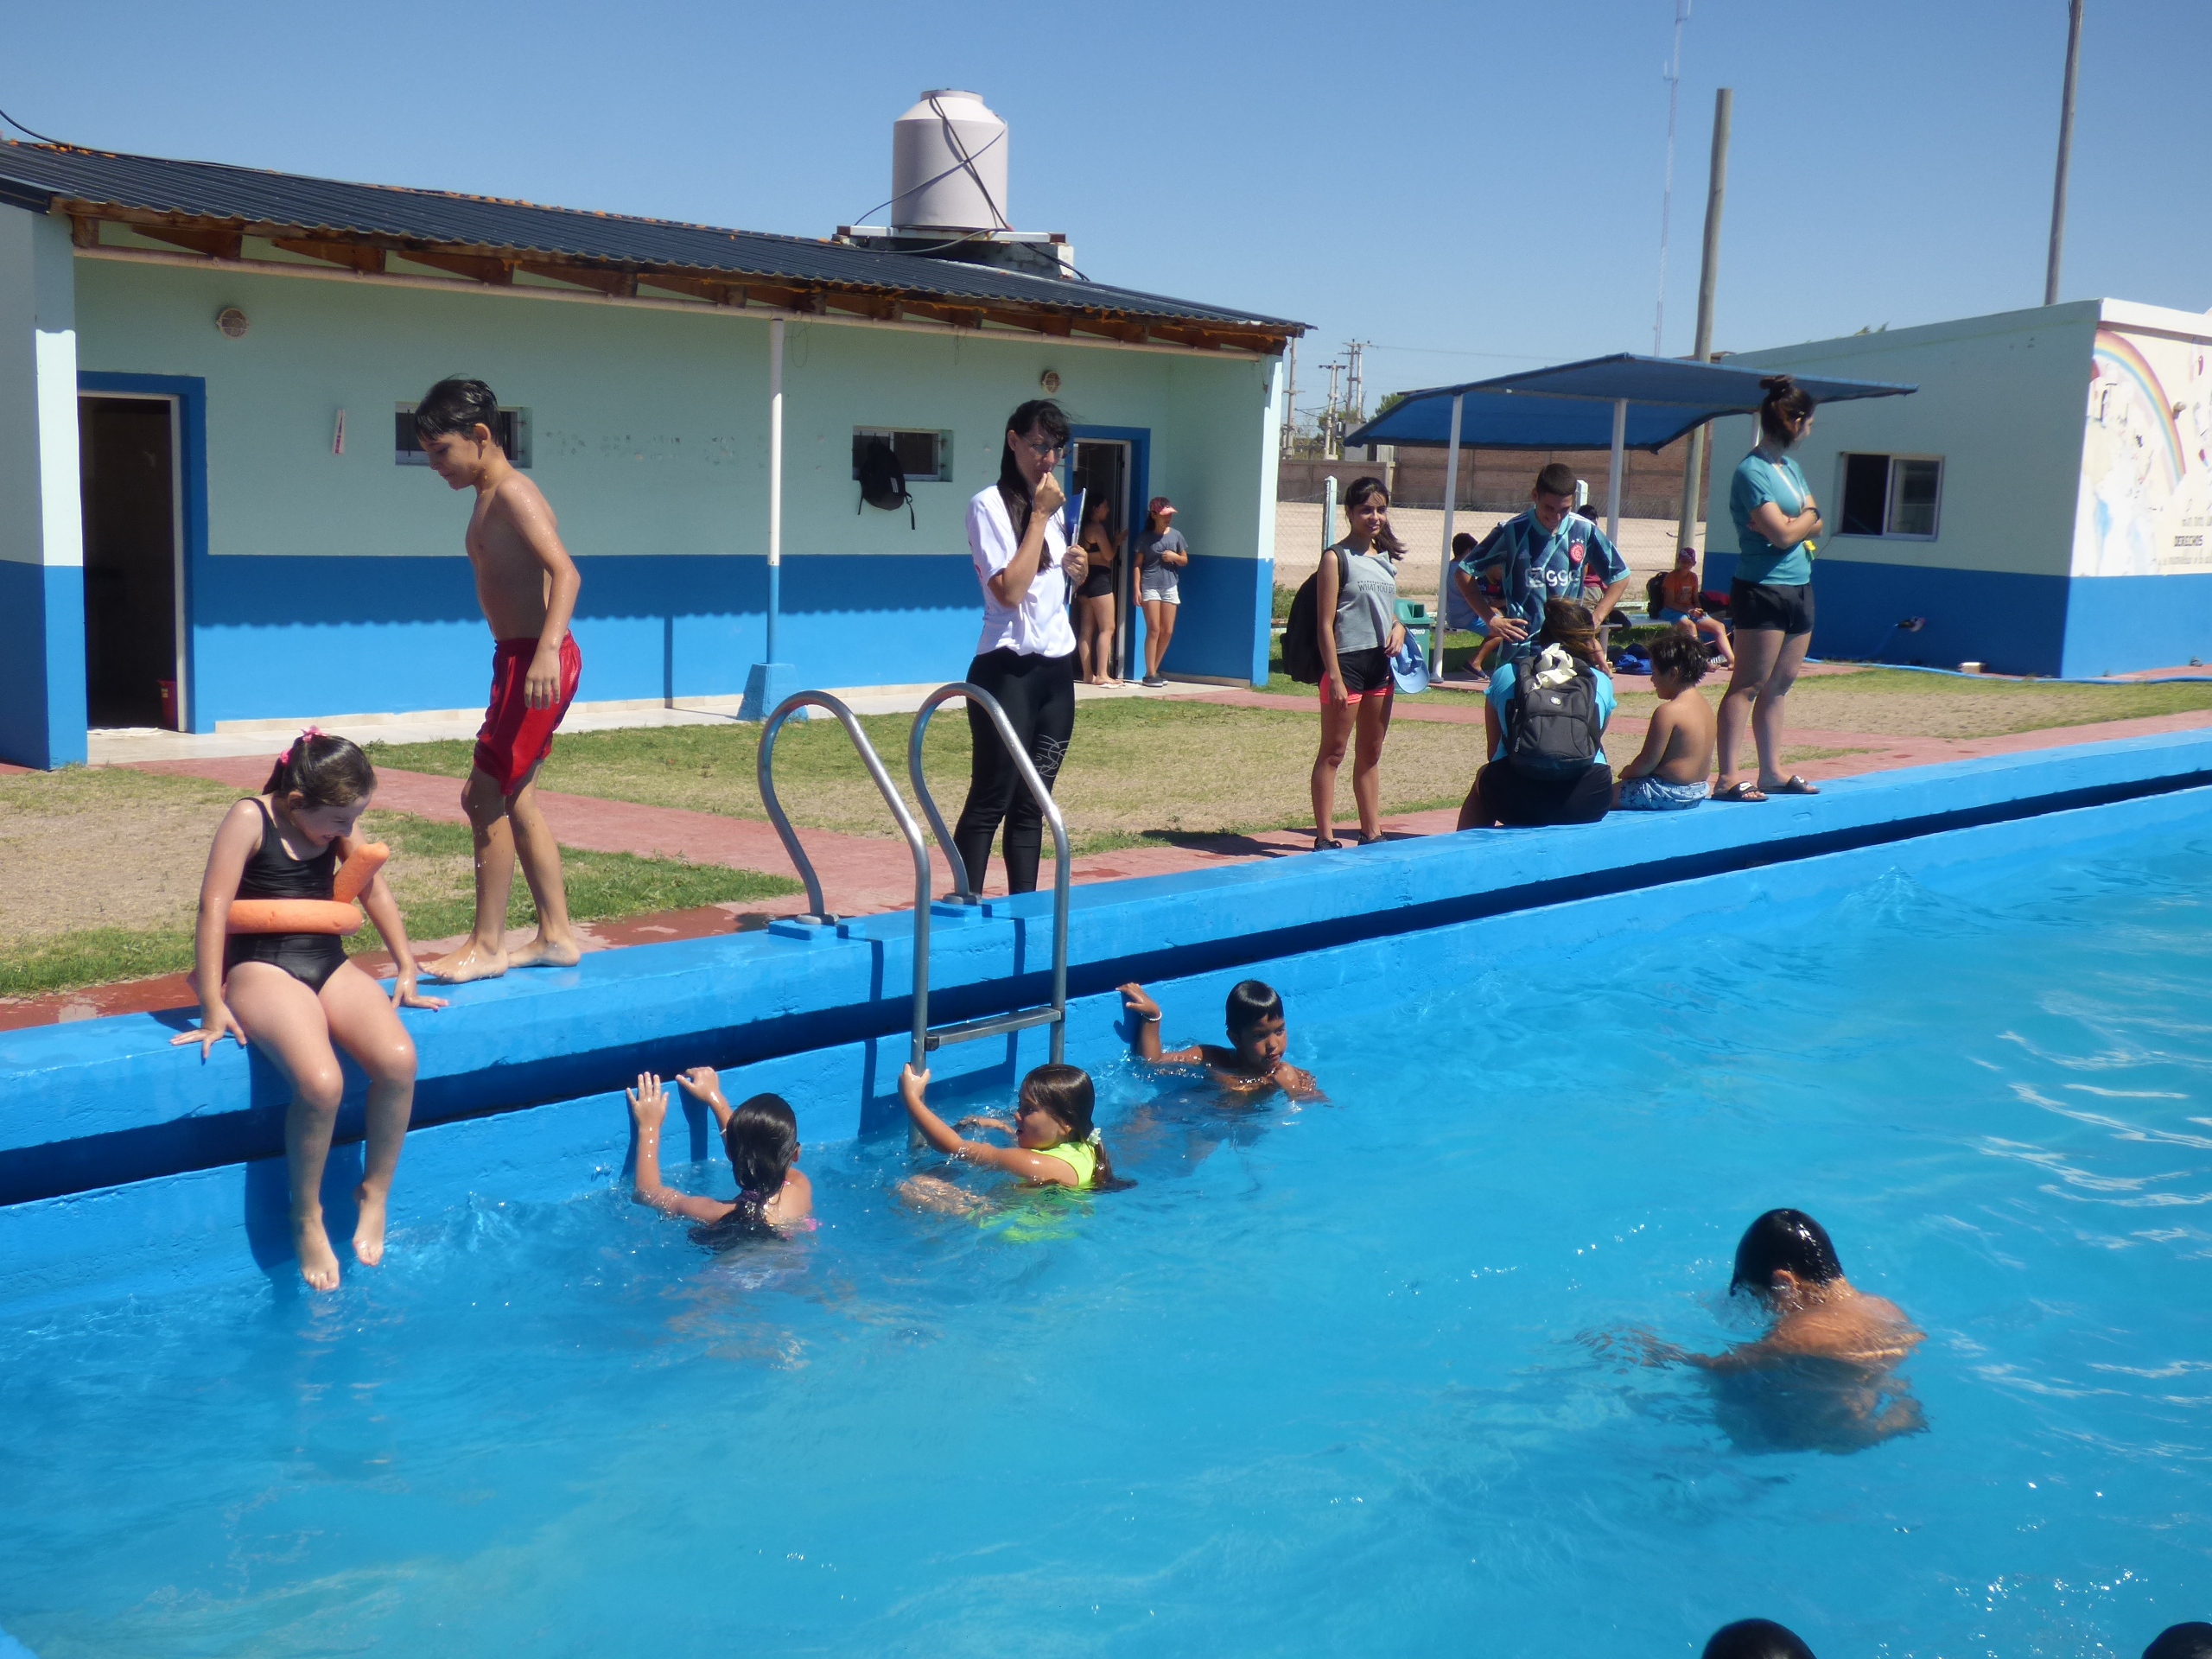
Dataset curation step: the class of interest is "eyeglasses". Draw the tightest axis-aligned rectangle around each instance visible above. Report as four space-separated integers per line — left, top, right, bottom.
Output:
1021 435 1068 459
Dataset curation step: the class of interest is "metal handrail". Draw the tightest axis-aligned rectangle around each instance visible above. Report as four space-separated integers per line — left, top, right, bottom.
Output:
909 682 1070 1064
756 691 936 1066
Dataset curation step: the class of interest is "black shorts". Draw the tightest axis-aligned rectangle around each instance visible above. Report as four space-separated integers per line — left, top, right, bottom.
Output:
1333 646 1393 696
1077 566 1114 599
1729 579 1815 638
1476 760 1613 827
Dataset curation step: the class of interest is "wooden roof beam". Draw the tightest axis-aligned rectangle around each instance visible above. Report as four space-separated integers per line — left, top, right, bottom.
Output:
821 293 900 321
271 236 385 274
398 248 515 284
518 262 637 297
133 223 245 260
898 298 985 330
1069 317 1147 345
636 271 740 304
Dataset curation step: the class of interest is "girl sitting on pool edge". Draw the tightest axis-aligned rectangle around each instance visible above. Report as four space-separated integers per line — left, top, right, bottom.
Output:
625 1068 814 1240
1119 979 1322 1099
898 1061 1122 1212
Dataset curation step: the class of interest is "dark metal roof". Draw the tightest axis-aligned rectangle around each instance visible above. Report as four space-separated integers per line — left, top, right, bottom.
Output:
1347 353 1916 452
0 141 1303 337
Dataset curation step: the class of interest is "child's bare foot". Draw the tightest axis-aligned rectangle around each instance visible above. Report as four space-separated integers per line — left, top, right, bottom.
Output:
423 940 509 982
508 934 582 969
899 1174 987 1215
353 1184 389 1267
293 1211 341 1290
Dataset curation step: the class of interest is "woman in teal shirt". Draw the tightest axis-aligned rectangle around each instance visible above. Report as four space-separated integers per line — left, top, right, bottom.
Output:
1713 374 1826 802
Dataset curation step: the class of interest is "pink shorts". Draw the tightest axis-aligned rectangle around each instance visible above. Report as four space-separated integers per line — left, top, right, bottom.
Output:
474 632 582 794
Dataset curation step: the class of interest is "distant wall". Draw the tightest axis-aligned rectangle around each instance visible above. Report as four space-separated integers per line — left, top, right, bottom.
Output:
1280 441 1694 521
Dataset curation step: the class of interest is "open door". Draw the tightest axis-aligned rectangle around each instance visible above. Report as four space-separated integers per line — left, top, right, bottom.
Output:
78 395 182 729
1071 439 1130 678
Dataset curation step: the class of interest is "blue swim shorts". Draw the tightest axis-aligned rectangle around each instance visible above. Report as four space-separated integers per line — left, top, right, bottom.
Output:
1617 775 1708 811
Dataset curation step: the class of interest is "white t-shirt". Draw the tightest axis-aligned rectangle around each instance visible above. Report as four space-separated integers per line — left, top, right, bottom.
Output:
968 485 1077 658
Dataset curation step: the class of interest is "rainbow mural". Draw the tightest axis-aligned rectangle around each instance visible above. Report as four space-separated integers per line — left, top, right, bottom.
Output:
2075 327 2212 579
2091 327 2186 493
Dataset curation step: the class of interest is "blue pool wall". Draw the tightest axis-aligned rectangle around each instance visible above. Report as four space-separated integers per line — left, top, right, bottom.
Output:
4 728 2212 1313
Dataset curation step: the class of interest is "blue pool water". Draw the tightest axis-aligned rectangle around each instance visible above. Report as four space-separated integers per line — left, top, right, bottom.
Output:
3 827 2211 1656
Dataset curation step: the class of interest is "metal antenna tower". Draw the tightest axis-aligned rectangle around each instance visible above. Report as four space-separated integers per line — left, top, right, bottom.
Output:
1654 0 1691 355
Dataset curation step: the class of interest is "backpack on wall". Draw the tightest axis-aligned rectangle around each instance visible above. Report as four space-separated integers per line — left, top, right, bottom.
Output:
1281 546 1351 684
857 437 915 527
1506 651 1603 778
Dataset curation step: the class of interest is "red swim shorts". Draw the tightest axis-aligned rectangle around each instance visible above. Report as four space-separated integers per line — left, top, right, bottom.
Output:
474 632 582 794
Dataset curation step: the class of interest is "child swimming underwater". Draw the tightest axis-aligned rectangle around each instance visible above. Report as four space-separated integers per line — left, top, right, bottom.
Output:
1118 979 1321 1098
897 1061 1121 1213
625 1068 814 1238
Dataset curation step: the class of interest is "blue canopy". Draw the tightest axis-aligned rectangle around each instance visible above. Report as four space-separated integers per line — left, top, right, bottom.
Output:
1345 353 1916 452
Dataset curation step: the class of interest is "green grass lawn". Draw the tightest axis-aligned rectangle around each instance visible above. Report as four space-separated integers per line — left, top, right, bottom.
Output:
0 769 797 999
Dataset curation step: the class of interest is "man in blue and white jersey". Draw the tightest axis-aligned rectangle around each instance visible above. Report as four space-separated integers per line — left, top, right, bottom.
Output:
1452 461 1631 652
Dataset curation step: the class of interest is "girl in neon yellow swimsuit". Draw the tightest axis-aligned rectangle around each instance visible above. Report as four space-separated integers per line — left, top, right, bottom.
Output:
898 1061 1120 1213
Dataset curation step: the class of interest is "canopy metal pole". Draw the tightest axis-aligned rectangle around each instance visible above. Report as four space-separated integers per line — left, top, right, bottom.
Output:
766 315 784 661
1605 397 1626 547
2044 0 2084 305
1432 392 1463 672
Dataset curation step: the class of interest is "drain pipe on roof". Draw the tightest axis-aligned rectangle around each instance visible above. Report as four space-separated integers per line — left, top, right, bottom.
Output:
741 316 801 720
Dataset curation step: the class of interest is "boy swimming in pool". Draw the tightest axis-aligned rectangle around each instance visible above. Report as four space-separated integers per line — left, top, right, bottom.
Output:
413 377 584 984
624 1067 814 1237
1118 979 1321 1098
896 1060 1119 1214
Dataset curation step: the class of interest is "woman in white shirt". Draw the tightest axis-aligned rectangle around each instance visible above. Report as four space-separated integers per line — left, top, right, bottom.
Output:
953 399 1087 894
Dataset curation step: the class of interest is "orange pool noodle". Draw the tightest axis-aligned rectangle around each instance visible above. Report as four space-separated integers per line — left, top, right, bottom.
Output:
332 842 389 904
225 899 364 937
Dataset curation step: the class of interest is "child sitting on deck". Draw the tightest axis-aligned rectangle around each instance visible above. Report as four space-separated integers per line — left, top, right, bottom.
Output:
625 1068 814 1240
1119 979 1321 1098
897 1061 1120 1212
1613 632 1717 811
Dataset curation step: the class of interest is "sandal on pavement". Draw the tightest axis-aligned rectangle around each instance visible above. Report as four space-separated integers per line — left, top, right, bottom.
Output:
1765 775 1821 795
1313 836 1344 851
1712 781 1768 803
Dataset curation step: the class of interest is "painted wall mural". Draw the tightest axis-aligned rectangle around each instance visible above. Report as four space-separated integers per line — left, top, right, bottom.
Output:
2074 326 2212 577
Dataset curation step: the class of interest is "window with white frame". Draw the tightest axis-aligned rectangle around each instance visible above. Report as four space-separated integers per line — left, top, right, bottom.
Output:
396 404 531 467
1837 452 1941 539
851 428 951 482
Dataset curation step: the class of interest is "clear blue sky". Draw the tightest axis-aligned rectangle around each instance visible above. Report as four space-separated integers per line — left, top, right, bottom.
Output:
8 0 2205 426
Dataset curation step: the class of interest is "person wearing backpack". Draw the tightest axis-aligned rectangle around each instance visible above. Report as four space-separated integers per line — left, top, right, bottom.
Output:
1306 476 1408 850
1457 598 1618 829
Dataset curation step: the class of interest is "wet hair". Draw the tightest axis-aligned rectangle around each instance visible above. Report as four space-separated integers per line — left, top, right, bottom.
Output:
1224 979 1285 1040
1731 1209 1844 1295
1341 475 1408 556
1019 1062 1126 1191
694 1093 801 1247
412 377 502 443
1535 461 1578 499
1452 531 1477 557
262 730 375 810
1703 1618 1817 1659
997 398 1071 540
1757 374 1817 447
2146 1625 2212 1659
1649 631 1711 686
1536 598 1603 670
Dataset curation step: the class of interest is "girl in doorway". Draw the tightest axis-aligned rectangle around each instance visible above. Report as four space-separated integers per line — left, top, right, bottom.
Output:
1311 475 1408 849
1133 497 1189 688
1713 375 1824 802
952 398 1087 895
896 1060 1121 1211
1074 493 1123 686
172 732 445 1291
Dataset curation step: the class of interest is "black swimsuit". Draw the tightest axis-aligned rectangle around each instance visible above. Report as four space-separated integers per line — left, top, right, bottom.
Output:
223 799 349 992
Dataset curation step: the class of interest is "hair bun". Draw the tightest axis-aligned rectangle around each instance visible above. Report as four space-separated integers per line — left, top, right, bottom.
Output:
1758 373 1796 394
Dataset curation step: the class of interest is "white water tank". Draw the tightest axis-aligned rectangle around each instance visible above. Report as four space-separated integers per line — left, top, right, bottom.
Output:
889 90 1010 233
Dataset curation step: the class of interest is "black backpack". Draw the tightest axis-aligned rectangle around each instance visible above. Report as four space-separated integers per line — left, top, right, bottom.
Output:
1282 546 1351 684
857 436 914 527
1506 653 1603 777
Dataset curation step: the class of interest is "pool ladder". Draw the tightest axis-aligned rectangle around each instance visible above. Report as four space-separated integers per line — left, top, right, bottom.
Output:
755 684 1068 1070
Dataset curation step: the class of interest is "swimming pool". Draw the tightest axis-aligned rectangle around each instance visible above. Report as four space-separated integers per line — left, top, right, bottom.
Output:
3 793 2209 1656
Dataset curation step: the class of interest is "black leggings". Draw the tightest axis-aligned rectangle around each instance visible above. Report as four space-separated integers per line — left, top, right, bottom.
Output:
953 648 1077 894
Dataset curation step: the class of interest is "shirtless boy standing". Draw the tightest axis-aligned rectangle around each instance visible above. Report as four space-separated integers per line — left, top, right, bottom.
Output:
1613 632 1716 812
413 378 583 982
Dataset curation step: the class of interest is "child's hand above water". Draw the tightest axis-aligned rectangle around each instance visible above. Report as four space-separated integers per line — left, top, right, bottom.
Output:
674 1066 723 1106
626 1071 668 1130
899 1063 931 1106
1118 982 1161 1023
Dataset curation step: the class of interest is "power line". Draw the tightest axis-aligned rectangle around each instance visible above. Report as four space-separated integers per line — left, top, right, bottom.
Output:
0 103 65 145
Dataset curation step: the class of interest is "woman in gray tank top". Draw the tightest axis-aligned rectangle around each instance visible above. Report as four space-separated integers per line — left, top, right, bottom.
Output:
1311 475 1408 849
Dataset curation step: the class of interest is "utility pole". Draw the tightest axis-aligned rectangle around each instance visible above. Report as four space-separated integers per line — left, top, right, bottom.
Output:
1654 0 1690 355
1675 86 1732 560
1281 337 1299 454
1344 340 1367 424
1323 360 1344 459
2045 0 2085 305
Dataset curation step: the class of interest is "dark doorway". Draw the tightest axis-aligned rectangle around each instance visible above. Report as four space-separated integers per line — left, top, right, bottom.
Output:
1070 439 1131 677
79 396 181 728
